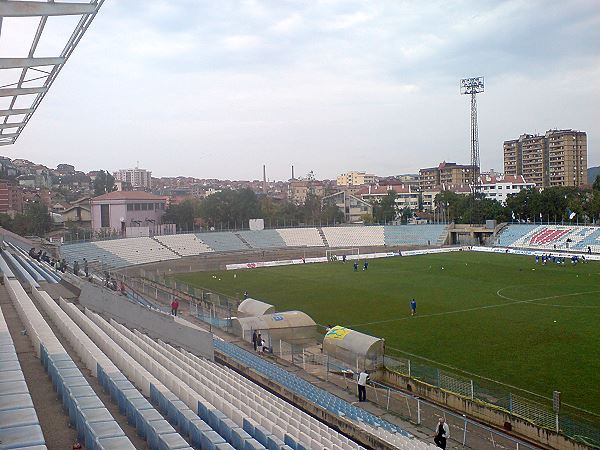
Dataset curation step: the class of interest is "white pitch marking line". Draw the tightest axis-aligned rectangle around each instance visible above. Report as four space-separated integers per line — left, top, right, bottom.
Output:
347 288 600 327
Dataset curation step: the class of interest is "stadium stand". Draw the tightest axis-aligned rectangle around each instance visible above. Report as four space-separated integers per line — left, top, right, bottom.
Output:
154 234 214 256
3 276 136 449
60 300 203 449
212 340 435 449
195 232 249 252
87 311 362 450
94 237 179 266
383 225 448 246
497 224 600 253
494 224 539 247
59 225 452 268
0 287 47 449
60 241 129 269
32 289 189 450
236 230 287 249
322 226 385 247
276 228 325 247
6 243 61 284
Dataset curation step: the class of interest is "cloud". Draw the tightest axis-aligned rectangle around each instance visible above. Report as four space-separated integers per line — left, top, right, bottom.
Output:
323 11 374 30
271 13 304 34
221 34 263 51
2 0 598 179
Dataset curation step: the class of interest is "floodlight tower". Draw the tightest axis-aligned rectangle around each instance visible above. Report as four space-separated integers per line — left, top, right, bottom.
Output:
460 77 484 195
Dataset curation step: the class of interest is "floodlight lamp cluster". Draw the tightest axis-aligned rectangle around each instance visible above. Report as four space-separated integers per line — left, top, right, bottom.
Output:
460 77 485 95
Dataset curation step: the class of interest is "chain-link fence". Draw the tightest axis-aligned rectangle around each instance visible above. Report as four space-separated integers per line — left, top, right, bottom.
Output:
384 352 600 448
139 269 240 311
273 341 540 450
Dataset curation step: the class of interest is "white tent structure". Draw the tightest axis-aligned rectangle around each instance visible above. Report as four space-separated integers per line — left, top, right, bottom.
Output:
237 298 275 317
323 326 384 370
232 311 317 346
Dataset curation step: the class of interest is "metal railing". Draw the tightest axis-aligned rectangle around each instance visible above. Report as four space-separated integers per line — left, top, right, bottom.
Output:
384 352 600 448
273 340 540 450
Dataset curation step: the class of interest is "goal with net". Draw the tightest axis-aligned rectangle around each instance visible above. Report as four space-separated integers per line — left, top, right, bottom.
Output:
325 248 360 261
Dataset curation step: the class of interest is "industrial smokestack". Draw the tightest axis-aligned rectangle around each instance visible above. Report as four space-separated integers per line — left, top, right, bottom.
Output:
291 165 295 180
263 164 267 194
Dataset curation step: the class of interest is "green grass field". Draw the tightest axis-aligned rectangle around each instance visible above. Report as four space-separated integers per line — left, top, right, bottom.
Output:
174 252 600 414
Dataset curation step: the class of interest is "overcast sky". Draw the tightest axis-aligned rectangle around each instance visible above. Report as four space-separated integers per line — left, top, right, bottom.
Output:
3 0 599 180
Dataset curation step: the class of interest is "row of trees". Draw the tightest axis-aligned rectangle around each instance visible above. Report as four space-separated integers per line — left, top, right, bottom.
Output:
166 179 600 231
436 180 600 224
164 189 344 231
0 203 52 236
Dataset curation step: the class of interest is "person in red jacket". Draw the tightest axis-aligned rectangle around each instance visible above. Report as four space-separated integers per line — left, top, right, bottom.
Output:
171 299 179 316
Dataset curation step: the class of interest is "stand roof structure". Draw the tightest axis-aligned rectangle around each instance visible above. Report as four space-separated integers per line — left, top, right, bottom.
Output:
0 0 104 146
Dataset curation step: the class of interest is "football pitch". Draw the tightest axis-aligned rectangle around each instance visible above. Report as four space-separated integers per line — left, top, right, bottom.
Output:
173 252 600 414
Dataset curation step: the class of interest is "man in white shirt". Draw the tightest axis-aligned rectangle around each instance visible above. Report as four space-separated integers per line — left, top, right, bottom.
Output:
434 417 450 448
357 370 368 402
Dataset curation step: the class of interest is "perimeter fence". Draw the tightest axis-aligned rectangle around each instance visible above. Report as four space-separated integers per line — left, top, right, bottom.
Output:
384 350 600 448
274 340 540 450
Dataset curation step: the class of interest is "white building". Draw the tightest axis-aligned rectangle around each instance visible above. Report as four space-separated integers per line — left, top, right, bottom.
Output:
480 174 535 204
336 171 377 187
358 184 420 211
114 167 152 190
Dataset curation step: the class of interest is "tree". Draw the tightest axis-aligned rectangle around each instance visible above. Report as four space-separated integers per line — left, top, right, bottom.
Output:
164 199 201 231
399 207 413 224
373 191 397 223
593 175 600 192
198 189 260 228
93 170 116 196
321 205 344 224
302 193 321 224
24 202 52 236
433 190 509 224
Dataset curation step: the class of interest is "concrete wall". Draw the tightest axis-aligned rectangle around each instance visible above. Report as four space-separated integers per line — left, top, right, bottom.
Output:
382 370 593 450
78 282 214 361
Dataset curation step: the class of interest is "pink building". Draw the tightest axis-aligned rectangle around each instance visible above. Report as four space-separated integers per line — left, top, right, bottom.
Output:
91 191 168 235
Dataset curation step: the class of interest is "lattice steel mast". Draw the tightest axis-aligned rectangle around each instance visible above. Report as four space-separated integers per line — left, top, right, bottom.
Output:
460 77 484 195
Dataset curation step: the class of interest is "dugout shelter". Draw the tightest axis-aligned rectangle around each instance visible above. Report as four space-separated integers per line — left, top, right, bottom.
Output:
323 326 384 371
237 298 276 317
232 310 317 347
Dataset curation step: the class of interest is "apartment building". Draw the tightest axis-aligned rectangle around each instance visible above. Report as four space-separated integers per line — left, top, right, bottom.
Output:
358 184 421 211
419 162 478 191
287 180 325 204
480 174 535 205
547 130 587 187
114 167 153 189
336 171 376 187
0 180 23 214
503 129 587 188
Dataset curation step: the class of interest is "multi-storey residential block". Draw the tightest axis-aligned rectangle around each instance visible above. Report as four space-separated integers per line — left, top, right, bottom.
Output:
113 167 152 190
336 171 376 187
503 130 587 188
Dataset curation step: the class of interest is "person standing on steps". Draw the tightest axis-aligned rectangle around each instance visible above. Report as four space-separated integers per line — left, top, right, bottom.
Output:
171 298 179 316
257 333 263 352
434 417 450 448
357 369 368 402
252 330 258 351
83 258 89 277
